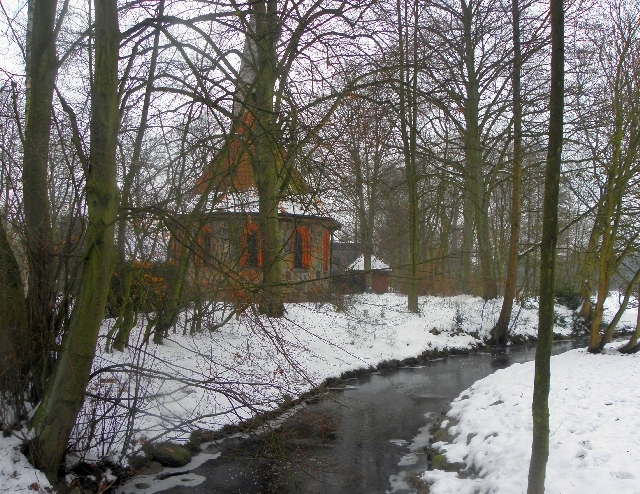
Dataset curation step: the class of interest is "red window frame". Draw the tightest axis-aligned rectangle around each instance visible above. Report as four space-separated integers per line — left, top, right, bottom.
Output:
322 230 330 272
240 222 262 267
293 227 311 269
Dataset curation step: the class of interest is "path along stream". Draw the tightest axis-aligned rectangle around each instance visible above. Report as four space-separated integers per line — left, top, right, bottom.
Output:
121 340 583 494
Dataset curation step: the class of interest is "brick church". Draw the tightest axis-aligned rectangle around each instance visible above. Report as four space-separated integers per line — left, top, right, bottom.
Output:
168 18 340 303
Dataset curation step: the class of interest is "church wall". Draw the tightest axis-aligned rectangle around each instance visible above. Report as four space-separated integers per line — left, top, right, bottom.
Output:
177 213 335 303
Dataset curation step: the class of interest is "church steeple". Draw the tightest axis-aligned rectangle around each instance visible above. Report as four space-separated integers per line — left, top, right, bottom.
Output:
233 12 258 118
196 13 259 194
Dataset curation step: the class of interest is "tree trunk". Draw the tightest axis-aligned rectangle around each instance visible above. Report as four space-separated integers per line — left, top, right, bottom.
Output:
30 0 119 479
112 0 163 350
576 213 602 322
23 0 59 400
491 0 523 344
527 0 564 491
0 221 28 396
248 1 284 317
460 192 474 291
462 0 496 300
588 114 625 353
353 152 373 292
475 196 497 300
599 267 640 349
618 282 640 354
397 0 420 313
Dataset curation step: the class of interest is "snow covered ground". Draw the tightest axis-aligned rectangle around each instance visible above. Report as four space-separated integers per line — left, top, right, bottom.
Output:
422 292 639 494
422 346 640 494
0 292 635 492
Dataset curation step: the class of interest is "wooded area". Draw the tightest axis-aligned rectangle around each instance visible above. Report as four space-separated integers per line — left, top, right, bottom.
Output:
0 0 639 489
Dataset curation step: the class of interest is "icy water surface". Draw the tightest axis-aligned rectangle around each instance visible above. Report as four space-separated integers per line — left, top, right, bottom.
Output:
125 340 584 494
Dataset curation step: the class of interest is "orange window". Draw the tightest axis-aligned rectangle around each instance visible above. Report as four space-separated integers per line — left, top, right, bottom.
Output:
241 223 262 267
293 227 311 269
323 230 330 272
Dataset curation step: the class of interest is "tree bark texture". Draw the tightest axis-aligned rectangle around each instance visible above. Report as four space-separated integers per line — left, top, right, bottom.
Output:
30 0 119 479
460 193 474 291
576 213 602 322
619 282 640 353
527 0 564 491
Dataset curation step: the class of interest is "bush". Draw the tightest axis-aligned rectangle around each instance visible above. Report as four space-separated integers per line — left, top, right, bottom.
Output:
554 286 581 310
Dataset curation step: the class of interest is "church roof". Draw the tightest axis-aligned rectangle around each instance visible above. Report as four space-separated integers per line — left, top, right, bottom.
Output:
191 11 338 230
346 255 391 272
212 187 336 220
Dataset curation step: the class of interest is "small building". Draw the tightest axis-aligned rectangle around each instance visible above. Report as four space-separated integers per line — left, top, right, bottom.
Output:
168 21 341 304
169 188 340 303
344 254 391 294
331 242 362 275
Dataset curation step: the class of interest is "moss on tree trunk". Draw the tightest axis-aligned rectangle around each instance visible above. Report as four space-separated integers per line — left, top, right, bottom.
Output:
527 0 564 491
30 0 119 479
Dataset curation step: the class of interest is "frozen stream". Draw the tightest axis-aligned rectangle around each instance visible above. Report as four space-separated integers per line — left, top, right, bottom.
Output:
128 340 584 494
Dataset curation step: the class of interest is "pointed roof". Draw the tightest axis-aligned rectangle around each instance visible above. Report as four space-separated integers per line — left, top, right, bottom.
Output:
192 12 338 227
347 255 391 272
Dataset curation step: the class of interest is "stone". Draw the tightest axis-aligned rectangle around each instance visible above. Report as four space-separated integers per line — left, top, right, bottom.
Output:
433 429 449 442
188 429 216 451
431 454 446 470
147 442 193 468
445 461 466 473
128 452 149 470
430 453 465 473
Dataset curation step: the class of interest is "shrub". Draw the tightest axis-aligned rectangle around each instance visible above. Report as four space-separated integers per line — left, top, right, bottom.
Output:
554 286 581 310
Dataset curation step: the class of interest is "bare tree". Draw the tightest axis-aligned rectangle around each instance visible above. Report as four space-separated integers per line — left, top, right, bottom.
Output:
527 0 564 490
490 0 524 343
30 0 119 478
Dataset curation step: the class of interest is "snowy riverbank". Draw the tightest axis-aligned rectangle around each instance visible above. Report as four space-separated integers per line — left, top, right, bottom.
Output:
0 292 635 492
422 345 640 494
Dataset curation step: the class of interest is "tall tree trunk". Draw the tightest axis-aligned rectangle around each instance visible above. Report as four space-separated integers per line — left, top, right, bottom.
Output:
462 0 497 300
588 118 625 352
491 0 523 344
353 153 372 291
575 206 603 322
30 0 119 478
527 0 564 491
397 0 420 313
249 0 284 317
460 192 474 291
23 0 59 400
